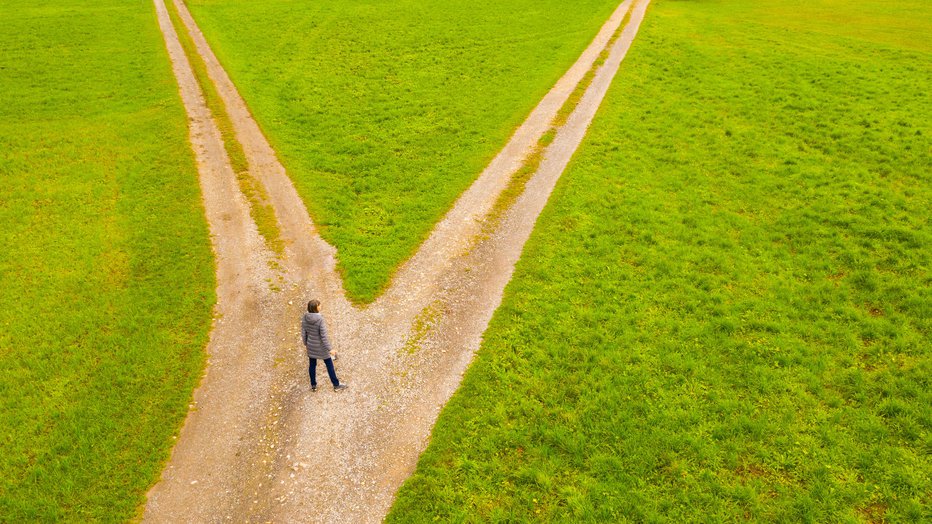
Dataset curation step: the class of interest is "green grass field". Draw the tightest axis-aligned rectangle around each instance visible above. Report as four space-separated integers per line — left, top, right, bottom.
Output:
185 0 622 302
0 0 215 520
388 0 931 521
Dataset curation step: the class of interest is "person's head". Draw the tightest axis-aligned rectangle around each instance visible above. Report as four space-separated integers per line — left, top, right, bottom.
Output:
307 299 321 313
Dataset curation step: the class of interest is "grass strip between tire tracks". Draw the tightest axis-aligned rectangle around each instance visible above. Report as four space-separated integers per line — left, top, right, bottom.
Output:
165 0 285 258
478 4 633 243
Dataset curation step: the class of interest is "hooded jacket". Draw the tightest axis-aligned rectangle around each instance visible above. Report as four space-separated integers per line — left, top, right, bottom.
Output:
301 312 332 360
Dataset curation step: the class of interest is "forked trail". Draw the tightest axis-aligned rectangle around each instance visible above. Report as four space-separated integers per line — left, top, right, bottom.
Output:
144 0 651 521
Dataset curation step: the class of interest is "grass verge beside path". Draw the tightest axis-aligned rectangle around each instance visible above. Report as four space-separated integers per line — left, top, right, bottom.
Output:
0 0 215 520
185 0 622 303
389 0 931 521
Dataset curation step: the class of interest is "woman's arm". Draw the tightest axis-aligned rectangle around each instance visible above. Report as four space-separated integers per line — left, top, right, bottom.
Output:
319 318 332 352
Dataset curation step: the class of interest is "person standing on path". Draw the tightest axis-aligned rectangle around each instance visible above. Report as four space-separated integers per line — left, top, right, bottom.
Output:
301 299 348 392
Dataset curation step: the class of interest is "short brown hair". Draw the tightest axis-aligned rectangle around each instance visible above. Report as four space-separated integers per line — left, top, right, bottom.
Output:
307 300 320 313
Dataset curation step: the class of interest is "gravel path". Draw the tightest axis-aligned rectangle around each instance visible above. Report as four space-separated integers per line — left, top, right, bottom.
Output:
145 0 650 521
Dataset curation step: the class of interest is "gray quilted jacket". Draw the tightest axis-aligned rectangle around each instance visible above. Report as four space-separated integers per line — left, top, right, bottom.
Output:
301 312 332 359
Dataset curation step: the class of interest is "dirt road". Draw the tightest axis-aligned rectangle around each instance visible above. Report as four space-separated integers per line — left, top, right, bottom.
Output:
144 0 651 521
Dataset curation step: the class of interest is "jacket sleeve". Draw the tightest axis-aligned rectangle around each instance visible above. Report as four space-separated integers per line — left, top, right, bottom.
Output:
319 318 332 352
301 320 309 347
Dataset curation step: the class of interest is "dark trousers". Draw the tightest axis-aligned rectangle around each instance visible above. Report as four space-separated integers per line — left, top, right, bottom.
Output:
309 357 339 387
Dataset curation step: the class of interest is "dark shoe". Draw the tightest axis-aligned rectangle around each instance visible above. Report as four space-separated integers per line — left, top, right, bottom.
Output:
333 383 348 392
311 385 317 392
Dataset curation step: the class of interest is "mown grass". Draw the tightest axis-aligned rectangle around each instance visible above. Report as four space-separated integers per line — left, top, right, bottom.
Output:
0 0 215 520
389 0 931 521
185 0 622 303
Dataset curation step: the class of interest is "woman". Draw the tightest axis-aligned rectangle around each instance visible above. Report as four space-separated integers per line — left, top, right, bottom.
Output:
301 299 348 392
